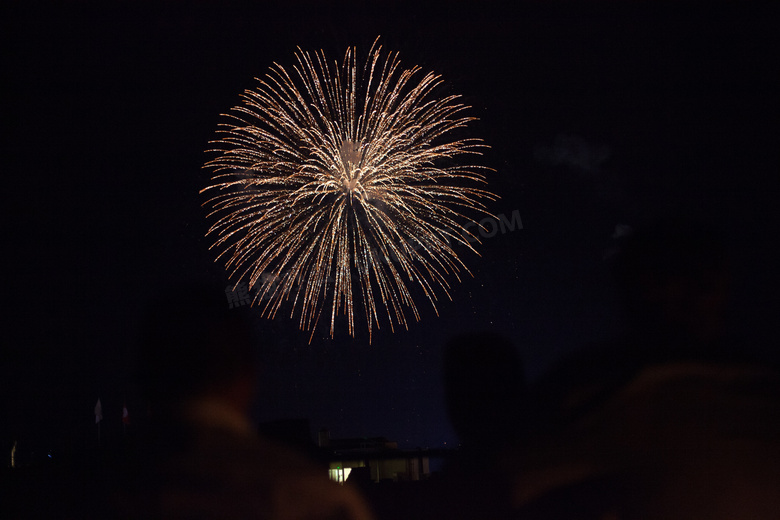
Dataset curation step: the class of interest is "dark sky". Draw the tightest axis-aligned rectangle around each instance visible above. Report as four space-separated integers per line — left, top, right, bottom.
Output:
4 1 778 453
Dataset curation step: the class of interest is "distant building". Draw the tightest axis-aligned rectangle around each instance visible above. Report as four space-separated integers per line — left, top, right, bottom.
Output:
319 430 430 483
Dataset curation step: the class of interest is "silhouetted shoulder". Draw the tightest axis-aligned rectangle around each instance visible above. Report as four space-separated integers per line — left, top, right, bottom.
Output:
514 360 780 519
117 420 373 520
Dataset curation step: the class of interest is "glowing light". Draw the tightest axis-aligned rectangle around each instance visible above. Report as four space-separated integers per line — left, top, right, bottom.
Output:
202 38 496 340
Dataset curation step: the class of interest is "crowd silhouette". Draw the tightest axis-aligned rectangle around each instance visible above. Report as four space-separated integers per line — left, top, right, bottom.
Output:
6 218 780 519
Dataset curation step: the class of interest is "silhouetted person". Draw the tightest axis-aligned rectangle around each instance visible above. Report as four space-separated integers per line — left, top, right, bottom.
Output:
118 282 373 520
443 332 526 461
513 218 780 519
613 218 730 352
439 332 526 519
528 219 737 430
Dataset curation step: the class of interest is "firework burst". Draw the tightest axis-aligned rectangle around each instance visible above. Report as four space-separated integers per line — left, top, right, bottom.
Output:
202 39 497 341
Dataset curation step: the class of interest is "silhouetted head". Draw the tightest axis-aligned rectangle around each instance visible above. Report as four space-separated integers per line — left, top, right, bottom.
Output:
612 218 729 345
137 282 256 415
443 332 526 449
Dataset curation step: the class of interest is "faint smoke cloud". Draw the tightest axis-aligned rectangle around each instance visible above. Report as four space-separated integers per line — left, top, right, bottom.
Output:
612 224 633 239
603 223 634 261
534 134 611 173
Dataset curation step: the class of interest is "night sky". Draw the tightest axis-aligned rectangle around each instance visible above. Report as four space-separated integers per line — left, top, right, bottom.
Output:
4 1 778 455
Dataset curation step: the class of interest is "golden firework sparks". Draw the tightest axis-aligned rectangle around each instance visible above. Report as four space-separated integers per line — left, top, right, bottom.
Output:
202 38 497 341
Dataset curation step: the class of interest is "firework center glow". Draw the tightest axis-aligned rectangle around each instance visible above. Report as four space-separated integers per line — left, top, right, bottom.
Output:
339 140 364 199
